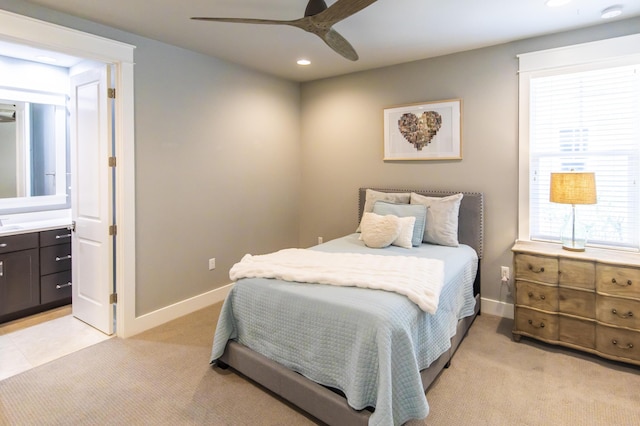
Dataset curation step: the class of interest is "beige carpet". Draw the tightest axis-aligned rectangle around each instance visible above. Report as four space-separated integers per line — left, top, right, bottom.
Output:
1 304 638 425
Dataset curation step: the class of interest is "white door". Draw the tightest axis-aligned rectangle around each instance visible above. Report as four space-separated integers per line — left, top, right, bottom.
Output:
69 66 114 335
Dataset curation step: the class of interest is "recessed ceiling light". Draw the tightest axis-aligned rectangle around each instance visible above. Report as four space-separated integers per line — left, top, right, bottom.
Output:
601 5 623 19
545 0 572 7
297 59 311 66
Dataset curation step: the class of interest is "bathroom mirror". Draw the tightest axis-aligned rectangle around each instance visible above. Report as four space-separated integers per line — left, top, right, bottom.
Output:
0 99 69 213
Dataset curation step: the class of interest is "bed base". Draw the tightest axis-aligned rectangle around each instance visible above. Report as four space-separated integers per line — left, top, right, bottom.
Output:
217 293 481 425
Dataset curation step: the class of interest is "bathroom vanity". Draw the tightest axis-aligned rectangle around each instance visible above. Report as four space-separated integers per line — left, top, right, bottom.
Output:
0 226 72 323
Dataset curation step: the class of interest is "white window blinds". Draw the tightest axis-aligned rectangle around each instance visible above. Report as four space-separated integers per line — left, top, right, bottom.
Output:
518 34 640 250
529 64 640 249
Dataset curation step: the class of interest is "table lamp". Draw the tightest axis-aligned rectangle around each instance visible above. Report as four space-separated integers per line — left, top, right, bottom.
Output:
549 172 597 252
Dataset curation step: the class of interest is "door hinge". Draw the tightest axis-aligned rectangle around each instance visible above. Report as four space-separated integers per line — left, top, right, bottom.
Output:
110 293 118 304
108 156 116 167
108 88 116 99
109 224 117 236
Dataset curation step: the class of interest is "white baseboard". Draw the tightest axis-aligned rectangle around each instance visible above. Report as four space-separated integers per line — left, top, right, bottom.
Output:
121 283 233 338
480 297 514 319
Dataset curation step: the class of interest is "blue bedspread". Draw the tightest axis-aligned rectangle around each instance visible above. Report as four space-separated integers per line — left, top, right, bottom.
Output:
211 234 478 425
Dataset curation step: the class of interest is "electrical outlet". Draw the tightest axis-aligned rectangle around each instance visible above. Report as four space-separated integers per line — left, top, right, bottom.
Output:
501 266 510 281
209 258 216 270
318 236 323 245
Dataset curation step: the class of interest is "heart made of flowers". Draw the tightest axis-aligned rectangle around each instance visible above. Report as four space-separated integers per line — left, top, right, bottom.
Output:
397 111 442 151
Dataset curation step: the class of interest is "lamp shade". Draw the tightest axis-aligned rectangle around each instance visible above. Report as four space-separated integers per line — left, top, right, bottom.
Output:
550 172 597 205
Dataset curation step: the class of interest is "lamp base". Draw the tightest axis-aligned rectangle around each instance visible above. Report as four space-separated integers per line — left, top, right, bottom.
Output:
562 244 585 252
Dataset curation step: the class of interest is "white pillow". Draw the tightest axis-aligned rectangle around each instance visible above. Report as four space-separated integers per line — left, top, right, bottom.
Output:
410 192 463 247
360 212 401 248
392 215 416 249
357 189 411 232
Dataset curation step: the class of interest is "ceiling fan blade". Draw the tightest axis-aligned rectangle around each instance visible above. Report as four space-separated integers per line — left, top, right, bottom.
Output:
315 0 378 26
320 28 358 61
191 17 291 26
304 0 328 17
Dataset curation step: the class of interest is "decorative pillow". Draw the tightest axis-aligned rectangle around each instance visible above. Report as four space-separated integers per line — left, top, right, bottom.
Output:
410 192 463 247
359 212 401 248
373 201 427 247
357 189 411 232
392 215 416 249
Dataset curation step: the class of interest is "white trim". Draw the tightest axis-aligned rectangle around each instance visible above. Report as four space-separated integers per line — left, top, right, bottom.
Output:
518 33 640 72
0 9 136 338
121 284 234 338
481 297 514 319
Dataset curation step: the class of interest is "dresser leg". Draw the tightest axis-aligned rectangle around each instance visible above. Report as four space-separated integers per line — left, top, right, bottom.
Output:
512 333 522 342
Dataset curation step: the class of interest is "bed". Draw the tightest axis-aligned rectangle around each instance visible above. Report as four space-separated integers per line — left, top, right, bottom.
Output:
210 188 484 425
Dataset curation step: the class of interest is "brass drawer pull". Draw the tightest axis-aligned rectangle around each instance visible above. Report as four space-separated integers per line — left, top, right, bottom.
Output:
55 233 72 239
528 319 545 328
611 339 634 350
611 309 633 319
528 264 545 273
527 292 546 301
611 278 632 286
55 255 72 261
56 282 72 289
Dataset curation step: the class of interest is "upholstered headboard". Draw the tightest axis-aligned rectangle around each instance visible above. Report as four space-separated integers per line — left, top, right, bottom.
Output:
358 188 484 260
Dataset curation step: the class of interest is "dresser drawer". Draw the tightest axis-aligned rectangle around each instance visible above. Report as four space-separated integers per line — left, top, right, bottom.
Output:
596 264 640 299
558 287 595 318
41 270 72 304
515 254 558 284
515 307 558 341
559 258 595 290
596 324 640 362
559 316 595 349
40 228 72 247
40 244 72 275
0 233 38 254
516 281 558 311
596 295 640 329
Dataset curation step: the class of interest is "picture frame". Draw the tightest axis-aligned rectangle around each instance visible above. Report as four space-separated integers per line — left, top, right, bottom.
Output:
383 99 462 161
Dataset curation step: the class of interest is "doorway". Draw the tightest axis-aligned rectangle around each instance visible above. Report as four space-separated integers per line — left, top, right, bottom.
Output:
0 10 137 339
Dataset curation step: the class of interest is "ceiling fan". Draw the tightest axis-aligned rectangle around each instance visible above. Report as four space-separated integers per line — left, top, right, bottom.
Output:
191 0 379 61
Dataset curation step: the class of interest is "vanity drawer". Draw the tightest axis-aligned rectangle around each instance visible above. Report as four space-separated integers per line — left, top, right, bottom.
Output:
596 324 640 362
40 244 72 275
40 228 72 247
516 281 558 311
41 270 72 304
0 233 39 254
515 254 558 284
596 264 640 299
515 307 558 341
596 295 640 329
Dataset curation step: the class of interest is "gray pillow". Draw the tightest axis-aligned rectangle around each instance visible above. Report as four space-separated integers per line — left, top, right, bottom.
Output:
373 201 427 246
410 192 463 246
357 189 411 232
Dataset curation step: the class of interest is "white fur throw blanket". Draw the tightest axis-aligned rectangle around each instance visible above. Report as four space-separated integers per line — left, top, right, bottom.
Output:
229 249 445 314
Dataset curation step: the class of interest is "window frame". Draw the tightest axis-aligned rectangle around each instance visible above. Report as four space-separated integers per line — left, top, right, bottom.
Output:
518 33 640 249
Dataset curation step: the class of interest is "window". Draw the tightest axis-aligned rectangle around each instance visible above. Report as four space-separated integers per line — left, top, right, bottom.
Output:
518 34 640 250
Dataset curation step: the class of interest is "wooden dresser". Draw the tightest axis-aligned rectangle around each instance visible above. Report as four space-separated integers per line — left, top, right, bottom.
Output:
512 240 640 366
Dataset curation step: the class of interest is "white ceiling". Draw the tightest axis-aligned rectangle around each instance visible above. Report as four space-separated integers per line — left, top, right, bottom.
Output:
9 0 640 81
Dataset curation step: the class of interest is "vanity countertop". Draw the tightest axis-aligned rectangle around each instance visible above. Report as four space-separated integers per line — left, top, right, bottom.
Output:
0 217 73 237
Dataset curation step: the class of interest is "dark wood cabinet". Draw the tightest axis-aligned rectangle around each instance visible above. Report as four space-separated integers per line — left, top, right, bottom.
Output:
0 227 72 323
0 233 40 316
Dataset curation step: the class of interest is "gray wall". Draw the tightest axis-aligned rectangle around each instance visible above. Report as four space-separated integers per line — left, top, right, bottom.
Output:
0 0 302 315
299 18 640 305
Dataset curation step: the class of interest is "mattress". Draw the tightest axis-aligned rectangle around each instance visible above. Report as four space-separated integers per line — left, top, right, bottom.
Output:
211 234 478 425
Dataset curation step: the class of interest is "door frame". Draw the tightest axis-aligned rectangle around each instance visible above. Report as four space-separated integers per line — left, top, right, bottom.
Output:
0 9 138 337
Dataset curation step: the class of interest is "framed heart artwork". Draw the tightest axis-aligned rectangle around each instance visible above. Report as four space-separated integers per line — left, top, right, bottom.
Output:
383 99 462 161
